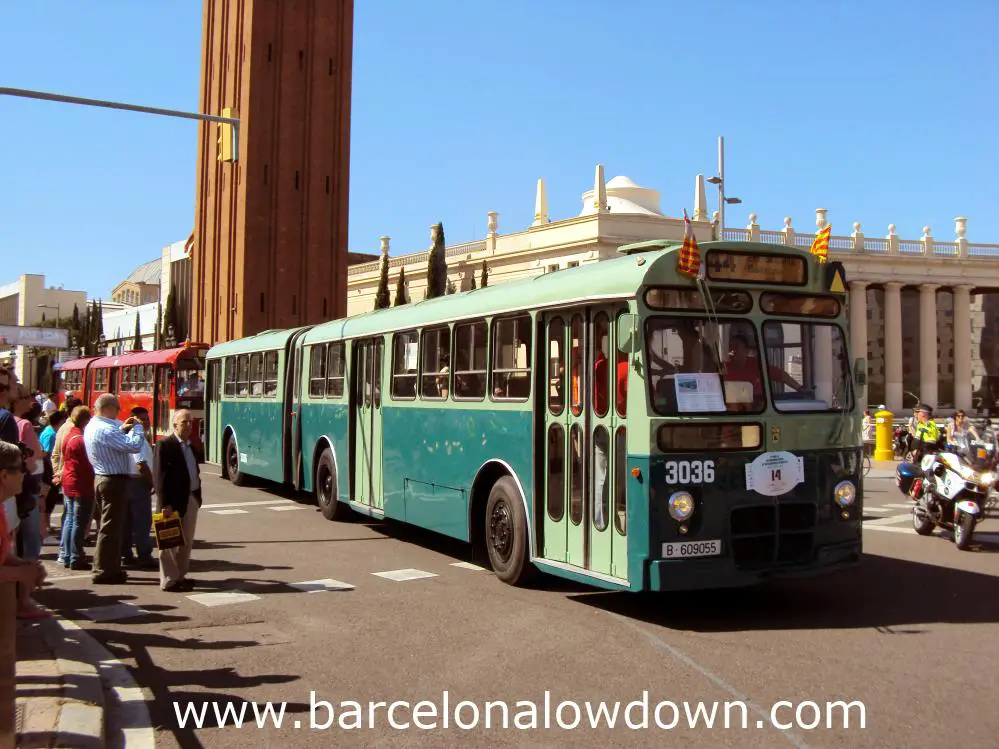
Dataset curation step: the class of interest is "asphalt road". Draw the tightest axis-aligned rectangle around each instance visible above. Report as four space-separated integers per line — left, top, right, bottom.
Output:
34 466 999 749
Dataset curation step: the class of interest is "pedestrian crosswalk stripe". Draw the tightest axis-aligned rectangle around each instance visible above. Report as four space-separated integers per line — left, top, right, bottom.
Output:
209 509 249 515
372 568 438 581
188 591 262 607
80 603 150 622
268 506 308 512
863 525 912 534
201 499 292 509
289 578 355 593
450 562 485 570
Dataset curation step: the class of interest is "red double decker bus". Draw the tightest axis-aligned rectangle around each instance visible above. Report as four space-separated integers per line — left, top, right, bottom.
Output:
54 343 208 454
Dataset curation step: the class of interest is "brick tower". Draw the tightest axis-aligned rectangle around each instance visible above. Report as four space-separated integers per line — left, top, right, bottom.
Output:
190 0 353 343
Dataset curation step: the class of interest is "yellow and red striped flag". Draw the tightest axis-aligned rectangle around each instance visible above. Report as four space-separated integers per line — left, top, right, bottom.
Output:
678 209 702 279
810 224 831 264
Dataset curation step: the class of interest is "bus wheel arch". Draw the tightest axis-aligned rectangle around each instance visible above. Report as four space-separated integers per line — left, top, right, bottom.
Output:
471 463 537 586
314 441 348 521
224 430 246 486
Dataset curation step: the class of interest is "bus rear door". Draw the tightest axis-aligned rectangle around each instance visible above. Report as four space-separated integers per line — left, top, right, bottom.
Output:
351 338 384 512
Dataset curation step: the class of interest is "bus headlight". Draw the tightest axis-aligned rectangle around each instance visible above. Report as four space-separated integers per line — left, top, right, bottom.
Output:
833 480 856 507
668 491 695 521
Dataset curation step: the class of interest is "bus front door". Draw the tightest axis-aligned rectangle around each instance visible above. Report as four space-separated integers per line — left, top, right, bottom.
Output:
541 306 628 579
353 338 384 512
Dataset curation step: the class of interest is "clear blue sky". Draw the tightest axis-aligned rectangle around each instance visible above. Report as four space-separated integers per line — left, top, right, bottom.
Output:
1 0 996 302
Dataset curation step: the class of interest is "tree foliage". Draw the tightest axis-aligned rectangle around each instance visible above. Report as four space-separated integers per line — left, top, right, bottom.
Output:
393 268 407 306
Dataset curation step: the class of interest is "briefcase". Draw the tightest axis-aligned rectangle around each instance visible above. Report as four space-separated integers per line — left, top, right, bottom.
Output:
152 510 185 550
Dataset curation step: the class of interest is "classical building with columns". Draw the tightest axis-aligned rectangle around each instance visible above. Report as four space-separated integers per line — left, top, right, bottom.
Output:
346 167 999 416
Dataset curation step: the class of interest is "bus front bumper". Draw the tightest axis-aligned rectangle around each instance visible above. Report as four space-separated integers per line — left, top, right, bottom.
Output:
645 539 861 592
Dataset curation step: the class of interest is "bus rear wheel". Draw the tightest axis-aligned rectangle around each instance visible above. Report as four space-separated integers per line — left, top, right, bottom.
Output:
226 438 246 486
485 477 535 586
315 449 348 521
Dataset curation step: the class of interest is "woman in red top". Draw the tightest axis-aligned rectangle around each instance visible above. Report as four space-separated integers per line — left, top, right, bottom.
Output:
0 441 48 618
59 407 95 570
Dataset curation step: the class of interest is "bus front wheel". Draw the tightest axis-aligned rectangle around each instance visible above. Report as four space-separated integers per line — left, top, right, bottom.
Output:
485 477 535 586
315 449 348 521
226 438 246 486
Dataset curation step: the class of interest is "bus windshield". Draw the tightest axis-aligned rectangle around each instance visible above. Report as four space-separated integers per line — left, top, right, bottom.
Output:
762 321 852 412
645 317 765 415
175 357 206 408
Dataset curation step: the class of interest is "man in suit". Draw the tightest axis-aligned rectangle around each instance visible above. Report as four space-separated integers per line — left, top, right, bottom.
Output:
154 409 202 592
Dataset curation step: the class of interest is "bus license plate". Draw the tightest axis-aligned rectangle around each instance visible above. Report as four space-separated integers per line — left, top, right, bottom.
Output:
663 540 721 559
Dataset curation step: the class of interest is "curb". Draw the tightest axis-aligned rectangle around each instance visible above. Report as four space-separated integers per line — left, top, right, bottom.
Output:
16 614 156 749
16 617 103 749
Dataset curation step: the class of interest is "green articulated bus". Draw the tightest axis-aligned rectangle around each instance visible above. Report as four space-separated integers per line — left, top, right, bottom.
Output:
203 239 865 592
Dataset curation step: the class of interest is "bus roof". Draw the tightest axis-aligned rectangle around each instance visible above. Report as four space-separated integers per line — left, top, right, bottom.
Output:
90 343 209 369
206 239 833 353
206 326 312 359
54 356 102 372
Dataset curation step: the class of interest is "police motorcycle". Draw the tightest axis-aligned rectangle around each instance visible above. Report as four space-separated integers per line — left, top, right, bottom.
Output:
895 431 994 550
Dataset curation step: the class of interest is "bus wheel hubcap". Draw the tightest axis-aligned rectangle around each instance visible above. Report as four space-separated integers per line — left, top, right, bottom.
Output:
490 501 512 561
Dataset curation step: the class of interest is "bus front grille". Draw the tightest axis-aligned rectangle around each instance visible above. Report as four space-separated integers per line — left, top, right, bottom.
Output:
729 503 816 569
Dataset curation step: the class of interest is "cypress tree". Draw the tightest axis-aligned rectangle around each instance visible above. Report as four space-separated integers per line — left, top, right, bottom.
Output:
393 268 407 306
445 278 456 295
374 253 391 310
132 314 143 350
426 222 448 298
480 260 489 288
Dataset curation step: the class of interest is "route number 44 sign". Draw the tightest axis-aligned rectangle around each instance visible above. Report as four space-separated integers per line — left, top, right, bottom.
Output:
745 451 805 496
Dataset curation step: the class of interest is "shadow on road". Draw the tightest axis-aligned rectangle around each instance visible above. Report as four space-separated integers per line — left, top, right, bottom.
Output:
29 582 307 748
566 552 999 632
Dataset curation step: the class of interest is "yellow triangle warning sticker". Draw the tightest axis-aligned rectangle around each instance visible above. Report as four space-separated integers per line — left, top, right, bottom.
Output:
825 262 847 293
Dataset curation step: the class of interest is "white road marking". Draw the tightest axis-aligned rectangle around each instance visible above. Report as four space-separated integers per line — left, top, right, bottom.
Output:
289 578 355 593
881 503 917 509
268 505 308 512
863 525 913 534
200 499 293 509
450 562 485 570
208 509 250 515
187 591 262 606
862 507 894 513
608 614 811 749
80 603 150 622
372 568 438 582
864 514 913 526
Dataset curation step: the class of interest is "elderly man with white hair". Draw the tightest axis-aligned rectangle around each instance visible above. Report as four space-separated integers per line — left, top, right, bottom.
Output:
83 393 147 584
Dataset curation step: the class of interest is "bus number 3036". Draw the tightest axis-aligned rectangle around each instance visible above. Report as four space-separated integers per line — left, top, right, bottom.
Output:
663 460 715 484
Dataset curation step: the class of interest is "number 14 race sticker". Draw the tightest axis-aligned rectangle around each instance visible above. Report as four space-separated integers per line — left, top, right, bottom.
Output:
744 451 804 497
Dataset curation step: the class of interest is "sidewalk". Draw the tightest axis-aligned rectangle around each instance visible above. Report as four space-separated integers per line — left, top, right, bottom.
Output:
15 615 104 749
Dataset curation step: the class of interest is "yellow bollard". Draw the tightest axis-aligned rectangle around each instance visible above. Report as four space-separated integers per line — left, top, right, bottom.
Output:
874 408 895 461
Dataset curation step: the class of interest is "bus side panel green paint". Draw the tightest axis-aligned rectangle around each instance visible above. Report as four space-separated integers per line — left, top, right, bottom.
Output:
625 454 651 589
220 400 286 483
300 401 351 496
381 406 533 542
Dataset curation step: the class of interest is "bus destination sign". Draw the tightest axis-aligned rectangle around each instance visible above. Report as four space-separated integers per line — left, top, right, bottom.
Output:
705 251 807 285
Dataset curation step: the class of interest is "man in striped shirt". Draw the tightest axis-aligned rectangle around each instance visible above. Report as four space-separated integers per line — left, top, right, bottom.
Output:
83 393 147 584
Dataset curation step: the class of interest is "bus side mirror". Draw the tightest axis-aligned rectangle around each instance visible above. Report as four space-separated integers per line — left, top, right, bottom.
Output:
854 357 867 387
616 314 637 353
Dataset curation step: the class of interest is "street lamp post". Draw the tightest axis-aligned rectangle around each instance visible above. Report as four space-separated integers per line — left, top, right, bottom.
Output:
705 136 742 238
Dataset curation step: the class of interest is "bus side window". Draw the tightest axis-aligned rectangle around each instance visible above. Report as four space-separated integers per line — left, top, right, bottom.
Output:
421 326 450 400
263 351 279 397
236 355 249 396
249 353 264 396
326 343 345 398
224 356 236 397
453 320 486 400
309 344 327 398
391 331 418 399
490 315 532 400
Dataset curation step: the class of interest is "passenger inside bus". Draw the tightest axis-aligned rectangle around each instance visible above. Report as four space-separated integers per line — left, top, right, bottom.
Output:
723 333 802 400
